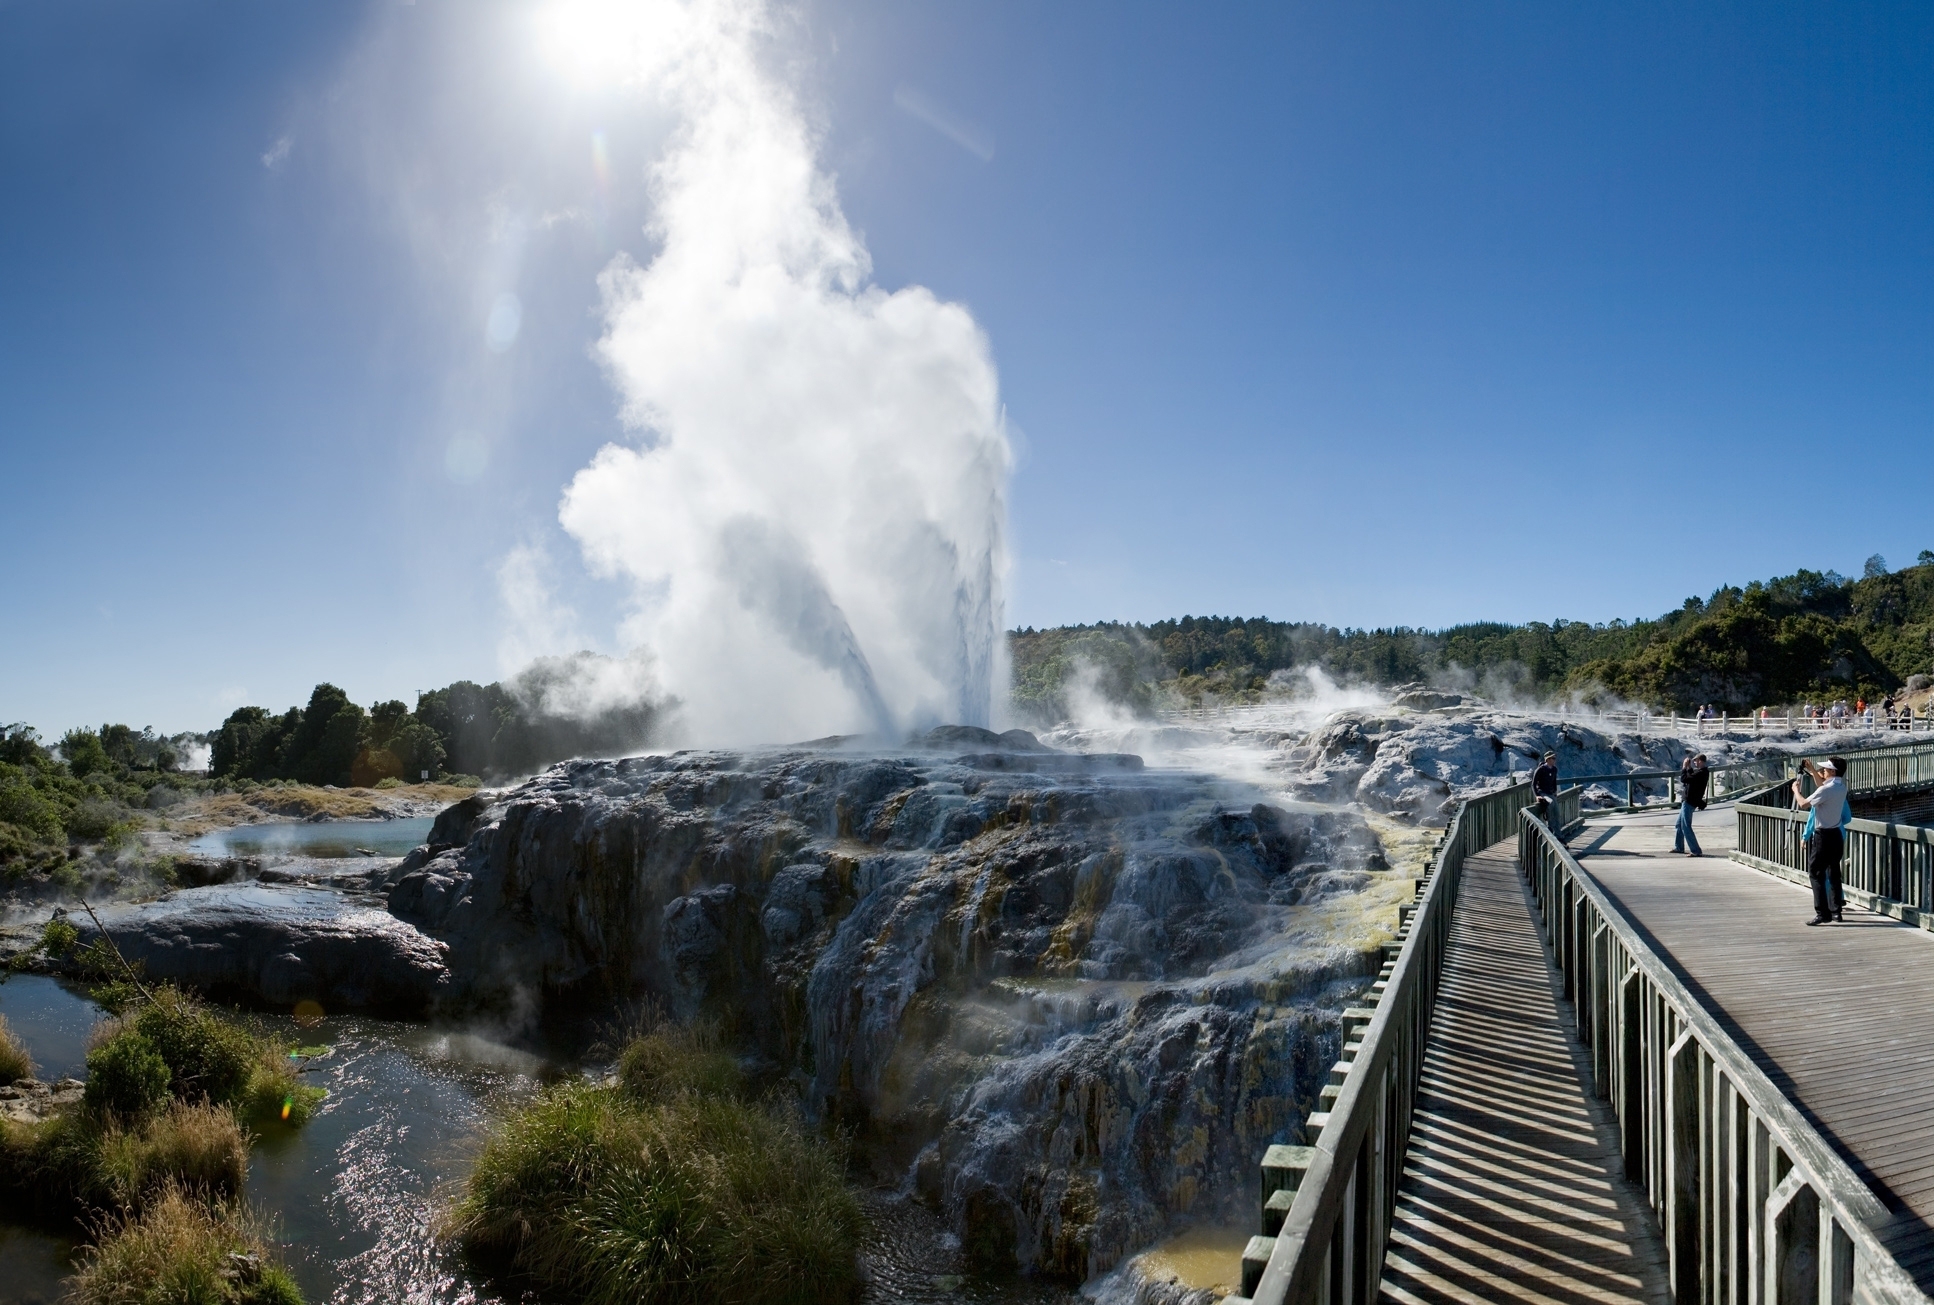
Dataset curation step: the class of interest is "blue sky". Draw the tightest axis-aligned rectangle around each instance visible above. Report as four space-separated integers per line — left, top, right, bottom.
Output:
4 0 1933 736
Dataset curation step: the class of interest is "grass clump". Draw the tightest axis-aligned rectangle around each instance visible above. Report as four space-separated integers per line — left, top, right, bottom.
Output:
616 1023 744 1102
1 1101 247 1221
0 1013 34 1083
68 1183 303 1305
451 1030 864 1305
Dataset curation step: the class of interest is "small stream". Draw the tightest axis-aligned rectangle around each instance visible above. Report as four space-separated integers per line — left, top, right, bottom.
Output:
0 973 1077 1305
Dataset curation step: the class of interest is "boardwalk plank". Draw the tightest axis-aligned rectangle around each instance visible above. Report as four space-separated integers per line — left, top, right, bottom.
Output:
1377 844 1669 1304
1574 804 1934 1284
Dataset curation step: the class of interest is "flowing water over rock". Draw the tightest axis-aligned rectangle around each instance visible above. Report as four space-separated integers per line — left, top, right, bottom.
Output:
370 730 1403 1275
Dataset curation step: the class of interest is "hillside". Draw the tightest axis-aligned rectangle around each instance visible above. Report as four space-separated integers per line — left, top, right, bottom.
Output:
1010 554 1934 720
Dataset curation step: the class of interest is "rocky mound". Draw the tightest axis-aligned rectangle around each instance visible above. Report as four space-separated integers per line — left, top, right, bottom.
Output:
376 739 1399 1277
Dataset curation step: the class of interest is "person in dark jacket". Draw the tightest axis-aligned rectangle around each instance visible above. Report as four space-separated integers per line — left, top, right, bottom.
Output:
1675 753 1710 856
1532 751 1559 829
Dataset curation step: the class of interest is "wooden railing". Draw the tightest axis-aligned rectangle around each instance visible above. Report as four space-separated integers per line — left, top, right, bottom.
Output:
1518 811 1929 1305
1570 737 1934 813
1238 780 1579 1305
1735 801 1934 931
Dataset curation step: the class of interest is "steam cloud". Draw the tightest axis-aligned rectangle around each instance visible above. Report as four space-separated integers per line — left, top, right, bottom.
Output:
555 0 1011 746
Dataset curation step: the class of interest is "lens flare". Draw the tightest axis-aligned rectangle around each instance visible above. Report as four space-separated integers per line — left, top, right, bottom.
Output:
281 1097 293 1121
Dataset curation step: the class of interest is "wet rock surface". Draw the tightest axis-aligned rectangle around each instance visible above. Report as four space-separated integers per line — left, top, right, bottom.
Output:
374 741 1394 1277
0 1076 84 1124
68 884 449 1014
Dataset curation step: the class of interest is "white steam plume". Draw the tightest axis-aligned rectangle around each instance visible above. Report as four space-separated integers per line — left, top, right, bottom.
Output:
553 0 1010 745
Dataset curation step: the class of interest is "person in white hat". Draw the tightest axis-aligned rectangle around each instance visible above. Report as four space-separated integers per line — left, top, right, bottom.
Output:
1793 756 1851 924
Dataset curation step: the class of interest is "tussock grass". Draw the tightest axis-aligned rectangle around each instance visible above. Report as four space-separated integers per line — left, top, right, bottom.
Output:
0 1100 247 1221
0 1013 33 1083
68 1184 303 1305
616 1023 744 1102
451 1033 864 1305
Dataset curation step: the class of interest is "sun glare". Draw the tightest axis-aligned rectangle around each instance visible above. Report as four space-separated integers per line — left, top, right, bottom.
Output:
535 0 680 89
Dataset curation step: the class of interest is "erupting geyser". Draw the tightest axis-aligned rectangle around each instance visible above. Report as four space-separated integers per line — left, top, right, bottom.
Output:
551 0 1011 746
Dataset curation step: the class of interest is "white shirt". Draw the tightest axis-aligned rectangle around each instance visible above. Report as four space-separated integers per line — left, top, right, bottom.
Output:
1802 775 1850 829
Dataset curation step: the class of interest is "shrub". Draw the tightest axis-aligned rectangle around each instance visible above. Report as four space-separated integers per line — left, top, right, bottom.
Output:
69 797 133 843
85 1032 172 1119
451 1075 864 1305
41 916 80 958
132 990 255 1106
67 1184 304 1305
0 1014 34 1083
373 776 404 790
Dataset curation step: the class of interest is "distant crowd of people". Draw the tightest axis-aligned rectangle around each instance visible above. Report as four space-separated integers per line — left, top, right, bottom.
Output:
1676 698 1923 733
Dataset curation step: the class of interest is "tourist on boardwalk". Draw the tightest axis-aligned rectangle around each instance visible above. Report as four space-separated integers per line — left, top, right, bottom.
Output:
1675 753 1709 856
1532 751 1559 829
1794 756 1851 925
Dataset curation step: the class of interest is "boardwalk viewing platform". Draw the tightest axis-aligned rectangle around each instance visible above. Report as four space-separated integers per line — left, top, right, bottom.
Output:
1231 740 1934 1305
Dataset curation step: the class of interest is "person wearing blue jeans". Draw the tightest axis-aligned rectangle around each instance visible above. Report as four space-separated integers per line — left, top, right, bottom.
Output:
1674 753 1709 855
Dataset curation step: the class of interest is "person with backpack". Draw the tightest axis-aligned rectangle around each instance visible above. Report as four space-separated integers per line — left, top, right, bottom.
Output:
1794 756 1851 925
1674 753 1709 856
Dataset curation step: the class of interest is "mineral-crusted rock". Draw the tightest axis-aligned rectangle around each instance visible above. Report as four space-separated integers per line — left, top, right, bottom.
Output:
392 746 1395 1276
0 1077 85 1124
1284 708 1794 823
71 884 449 1013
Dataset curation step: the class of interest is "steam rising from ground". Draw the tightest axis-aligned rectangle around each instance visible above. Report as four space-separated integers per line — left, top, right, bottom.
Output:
552 0 1010 745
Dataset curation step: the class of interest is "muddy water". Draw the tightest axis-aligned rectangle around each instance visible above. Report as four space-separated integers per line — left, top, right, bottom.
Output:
0 975 1076 1305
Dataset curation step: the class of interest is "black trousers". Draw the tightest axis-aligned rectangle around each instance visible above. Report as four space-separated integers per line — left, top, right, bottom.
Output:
1807 826 1845 919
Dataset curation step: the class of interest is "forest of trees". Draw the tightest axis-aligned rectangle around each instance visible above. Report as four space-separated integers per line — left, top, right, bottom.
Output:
208 652 663 787
1010 553 1934 721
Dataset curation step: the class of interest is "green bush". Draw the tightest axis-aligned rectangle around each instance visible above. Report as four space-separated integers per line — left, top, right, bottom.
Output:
132 990 256 1107
67 1184 304 1305
0 1014 34 1083
452 1033 864 1305
41 916 80 958
85 1032 172 1119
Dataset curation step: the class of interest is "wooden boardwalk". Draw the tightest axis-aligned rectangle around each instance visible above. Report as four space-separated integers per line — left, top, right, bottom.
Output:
1379 841 1670 1304
1572 804 1934 1287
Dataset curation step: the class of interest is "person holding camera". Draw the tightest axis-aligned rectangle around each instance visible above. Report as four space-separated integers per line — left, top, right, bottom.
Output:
1794 756 1851 925
1674 753 1709 856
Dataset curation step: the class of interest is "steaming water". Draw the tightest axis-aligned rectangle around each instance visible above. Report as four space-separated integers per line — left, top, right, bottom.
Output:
0 975 1074 1304
189 818 436 860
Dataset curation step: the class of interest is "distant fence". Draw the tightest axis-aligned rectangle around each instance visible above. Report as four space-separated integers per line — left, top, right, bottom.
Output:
1519 811 1929 1305
1241 780 1581 1304
1567 736 1934 813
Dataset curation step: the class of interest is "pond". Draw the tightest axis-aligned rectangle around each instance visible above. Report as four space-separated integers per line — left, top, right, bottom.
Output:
189 817 436 861
0 975 1078 1305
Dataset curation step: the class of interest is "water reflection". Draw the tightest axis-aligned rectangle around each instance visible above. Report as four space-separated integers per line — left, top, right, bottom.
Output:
0 979 1081 1305
189 817 435 861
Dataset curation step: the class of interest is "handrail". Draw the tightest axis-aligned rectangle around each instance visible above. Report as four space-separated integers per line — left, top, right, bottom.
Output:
1564 737 1934 812
1518 811 1930 1304
1735 800 1934 929
1246 780 1568 1304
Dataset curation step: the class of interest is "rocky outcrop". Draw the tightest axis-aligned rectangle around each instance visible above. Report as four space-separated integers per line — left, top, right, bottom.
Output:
1282 708 1795 822
375 739 1397 1277
0 1077 84 1124
69 885 450 1014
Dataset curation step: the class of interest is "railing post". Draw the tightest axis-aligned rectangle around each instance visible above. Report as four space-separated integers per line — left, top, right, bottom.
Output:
1668 1029 1702 1300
